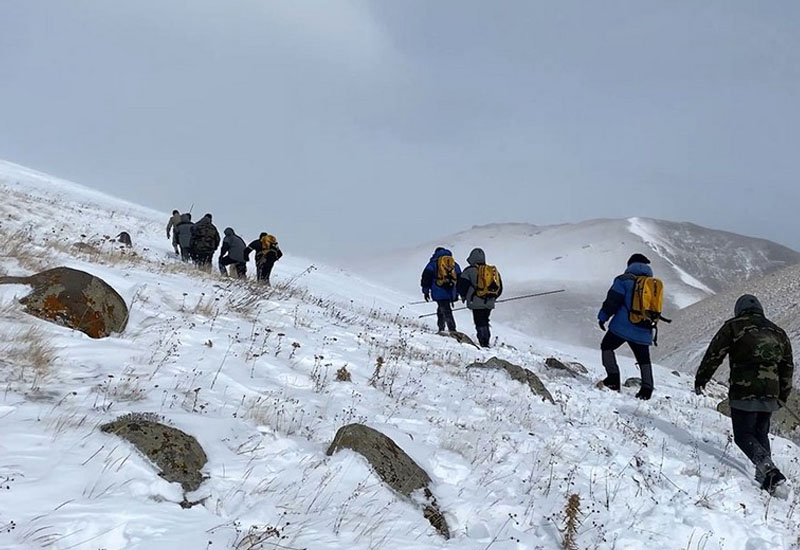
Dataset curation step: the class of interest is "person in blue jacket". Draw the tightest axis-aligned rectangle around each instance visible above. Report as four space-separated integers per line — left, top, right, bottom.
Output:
597 253 656 400
421 247 462 332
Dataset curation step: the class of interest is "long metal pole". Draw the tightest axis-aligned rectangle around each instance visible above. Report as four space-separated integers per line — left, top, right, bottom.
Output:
417 289 565 318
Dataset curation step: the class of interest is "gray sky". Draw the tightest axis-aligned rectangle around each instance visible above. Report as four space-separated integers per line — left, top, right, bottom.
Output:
2 1 799 258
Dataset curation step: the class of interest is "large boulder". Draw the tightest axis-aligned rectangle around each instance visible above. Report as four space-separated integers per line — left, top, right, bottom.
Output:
0 267 128 338
100 413 208 493
544 357 588 377
716 392 800 440
326 423 450 539
468 356 555 404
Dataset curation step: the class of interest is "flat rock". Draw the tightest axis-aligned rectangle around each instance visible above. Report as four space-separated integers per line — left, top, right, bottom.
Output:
469 356 555 404
437 330 480 348
623 377 642 388
544 357 588 377
0 267 128 338
326 423 450 539
101 413 207 493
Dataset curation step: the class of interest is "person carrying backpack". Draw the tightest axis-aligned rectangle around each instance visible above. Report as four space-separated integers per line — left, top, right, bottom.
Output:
218 227 248 279
166 209 181 255
694 294 794 494
457 248 502 347
190 213 221 271
420 247 462 333
597 253 663 400
174 213 194 262
245 232 283 284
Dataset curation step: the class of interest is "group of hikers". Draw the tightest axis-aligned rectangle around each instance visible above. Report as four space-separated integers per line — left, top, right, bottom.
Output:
420 249 794 494
165 210 283 284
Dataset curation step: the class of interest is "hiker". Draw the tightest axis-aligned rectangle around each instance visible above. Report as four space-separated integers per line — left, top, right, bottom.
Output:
116 231 132 248
420 247 462 332
174 213 194 262
166 209 181 255
190 213 221 271
245 232 283 284
694 294 794 493
218 227 248 279
457 248 502 347
597 253 660 400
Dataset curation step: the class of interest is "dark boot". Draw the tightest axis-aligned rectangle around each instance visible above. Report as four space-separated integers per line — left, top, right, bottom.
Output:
602 373 620 391
635 386 653 400
761 468 787 493
601 350 621 391
476 326 491 347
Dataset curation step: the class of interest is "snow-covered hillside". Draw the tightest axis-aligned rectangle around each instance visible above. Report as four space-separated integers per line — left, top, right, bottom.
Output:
356 219 799 348
657 262 800 385
1 160 799 550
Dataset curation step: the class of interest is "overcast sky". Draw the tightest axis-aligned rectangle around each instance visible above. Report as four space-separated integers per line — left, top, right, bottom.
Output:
1 1 799 258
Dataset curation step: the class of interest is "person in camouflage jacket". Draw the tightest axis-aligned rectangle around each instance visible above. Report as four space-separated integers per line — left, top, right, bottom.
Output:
694 294 794 493
190 213 221 271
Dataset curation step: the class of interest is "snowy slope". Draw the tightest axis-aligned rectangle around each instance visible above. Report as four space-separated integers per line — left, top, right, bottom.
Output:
657 262 800 385
1 161 799 550
356 218 799 348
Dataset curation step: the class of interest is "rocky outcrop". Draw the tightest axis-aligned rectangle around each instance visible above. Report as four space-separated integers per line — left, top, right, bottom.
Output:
623 377 642 388
544 357 588 377
101 413 207 493
326 423 450 539
468 356 555 404
438 330 480 348
0 267 128 338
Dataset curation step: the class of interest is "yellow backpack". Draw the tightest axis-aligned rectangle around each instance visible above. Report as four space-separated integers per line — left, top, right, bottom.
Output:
629 276 664 327
475 264 501 298
435 256 458 288
260 234 277 250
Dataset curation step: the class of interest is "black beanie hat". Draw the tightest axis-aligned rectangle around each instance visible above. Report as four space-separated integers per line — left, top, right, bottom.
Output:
627 253 651 266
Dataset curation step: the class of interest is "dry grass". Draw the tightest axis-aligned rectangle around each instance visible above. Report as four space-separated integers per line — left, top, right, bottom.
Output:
0 325 58 386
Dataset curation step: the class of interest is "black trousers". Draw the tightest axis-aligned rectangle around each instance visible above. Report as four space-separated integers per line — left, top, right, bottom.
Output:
194 252 214 270
435 300 456 331
256 259 276 283
601 331 653 388
731 408 772 466
219 256 247 278
472 309 492 347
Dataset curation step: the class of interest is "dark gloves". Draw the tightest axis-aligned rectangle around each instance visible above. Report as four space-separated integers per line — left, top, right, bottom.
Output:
694 383 705 395
423 291 430 302
598 320 606 331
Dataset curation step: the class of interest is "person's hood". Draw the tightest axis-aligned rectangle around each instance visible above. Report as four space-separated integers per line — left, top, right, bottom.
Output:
734 294 764 317
467 248 486 266
429 247 453 262
224 227 234 237
624 262 653 277
196 216 212 226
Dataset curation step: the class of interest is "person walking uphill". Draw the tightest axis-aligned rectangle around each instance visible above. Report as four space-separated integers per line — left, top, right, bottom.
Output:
420 247 462 333
598 253 662 400
694 294 794 493
218 227 248 278
457 248 502 347
166 209 181 255
191 213 221 271
245 232 283 285
174 213 194 262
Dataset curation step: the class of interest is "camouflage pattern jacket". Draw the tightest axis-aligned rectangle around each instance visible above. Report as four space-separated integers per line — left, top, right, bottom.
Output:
695 312 794 403
191 217 221 254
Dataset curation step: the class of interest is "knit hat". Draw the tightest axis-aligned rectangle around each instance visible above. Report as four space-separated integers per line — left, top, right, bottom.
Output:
734 294 764 317
627 253 651 266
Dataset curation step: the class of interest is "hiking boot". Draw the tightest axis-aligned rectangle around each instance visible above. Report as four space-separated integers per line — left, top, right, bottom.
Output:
635 386 653 400
761 468 787 493
602 374 620 391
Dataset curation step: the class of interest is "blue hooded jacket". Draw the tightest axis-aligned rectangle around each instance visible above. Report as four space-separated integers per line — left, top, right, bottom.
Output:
598 262 655 346
421 248 462 301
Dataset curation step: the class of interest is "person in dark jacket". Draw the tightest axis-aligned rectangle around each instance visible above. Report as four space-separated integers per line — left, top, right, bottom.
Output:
245 233 283 285
457 248 502 347
695 294 794 493
174 213 194 262
218 227 249 278
166 210 181 255
597 253 656 400
191 213 221 271
420 247 462 332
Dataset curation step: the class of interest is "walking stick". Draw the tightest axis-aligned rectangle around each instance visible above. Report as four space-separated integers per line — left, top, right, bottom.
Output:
417 289 565 318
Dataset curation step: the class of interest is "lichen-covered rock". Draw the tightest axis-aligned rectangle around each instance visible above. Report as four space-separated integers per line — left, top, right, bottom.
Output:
326 423 450 539
717 392 800 440
623 377 642 388
544 357 588 377
0 267 128 338
469 356 555 404
438 330 480 348
100 413 207 492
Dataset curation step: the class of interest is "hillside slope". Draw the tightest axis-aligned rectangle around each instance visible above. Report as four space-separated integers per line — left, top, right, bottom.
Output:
355 218 798 347
657 262 800 385
0 161 799 550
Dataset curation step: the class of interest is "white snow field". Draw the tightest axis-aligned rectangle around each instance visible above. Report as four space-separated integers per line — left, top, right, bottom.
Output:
0 160 798 550
356 218 799 348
